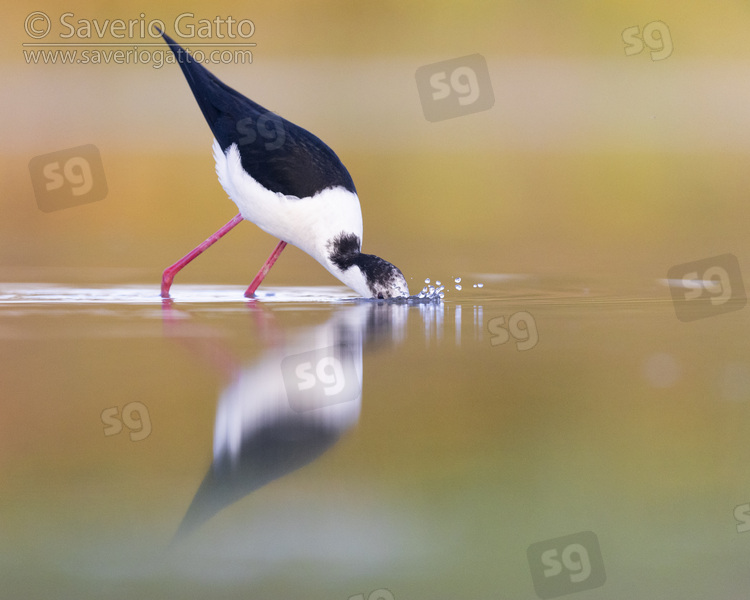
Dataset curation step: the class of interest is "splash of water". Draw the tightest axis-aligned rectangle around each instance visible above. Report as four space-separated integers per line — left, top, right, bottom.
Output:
413 276 485 299
417 278 445 300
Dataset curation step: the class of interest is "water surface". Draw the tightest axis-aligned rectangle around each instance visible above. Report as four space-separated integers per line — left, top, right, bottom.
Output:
1 277 748 599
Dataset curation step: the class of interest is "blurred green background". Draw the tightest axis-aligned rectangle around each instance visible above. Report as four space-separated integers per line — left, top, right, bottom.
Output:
4 1 750 289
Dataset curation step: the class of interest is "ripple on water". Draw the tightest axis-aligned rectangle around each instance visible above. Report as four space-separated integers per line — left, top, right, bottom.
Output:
0 284 359 305
0 275 669 309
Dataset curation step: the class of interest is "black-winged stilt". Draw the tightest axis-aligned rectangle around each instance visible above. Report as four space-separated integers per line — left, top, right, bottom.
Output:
158 32 409 300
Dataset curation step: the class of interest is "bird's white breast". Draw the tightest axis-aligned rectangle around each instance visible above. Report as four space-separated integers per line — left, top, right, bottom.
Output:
213 140 364 269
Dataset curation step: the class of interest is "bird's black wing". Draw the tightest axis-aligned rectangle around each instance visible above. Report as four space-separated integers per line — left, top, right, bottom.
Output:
161 32 356 198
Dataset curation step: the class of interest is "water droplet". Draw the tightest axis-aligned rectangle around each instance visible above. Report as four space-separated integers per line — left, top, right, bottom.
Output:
455 284 462 291
477 283 484 288
454 277 461 283
424 278 430 284
435 280 441 286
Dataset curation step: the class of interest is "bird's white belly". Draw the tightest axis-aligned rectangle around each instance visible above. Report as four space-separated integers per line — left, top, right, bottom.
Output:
213 140 363 266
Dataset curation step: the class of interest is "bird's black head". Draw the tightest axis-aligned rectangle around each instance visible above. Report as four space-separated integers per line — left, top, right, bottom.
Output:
328 233 409 299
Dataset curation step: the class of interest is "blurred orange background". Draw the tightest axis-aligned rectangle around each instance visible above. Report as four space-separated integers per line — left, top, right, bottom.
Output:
3 2 750 290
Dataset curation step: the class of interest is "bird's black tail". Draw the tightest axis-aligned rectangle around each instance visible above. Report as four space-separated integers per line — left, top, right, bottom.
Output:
159 30 271 152
157 29 357 198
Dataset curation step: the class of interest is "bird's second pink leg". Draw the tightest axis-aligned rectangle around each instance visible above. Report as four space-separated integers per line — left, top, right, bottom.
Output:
244 240 288 298
161 213 244 298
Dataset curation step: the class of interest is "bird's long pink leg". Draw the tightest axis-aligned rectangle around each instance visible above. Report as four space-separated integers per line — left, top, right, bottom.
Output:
161 213 244 298
244 240 288 298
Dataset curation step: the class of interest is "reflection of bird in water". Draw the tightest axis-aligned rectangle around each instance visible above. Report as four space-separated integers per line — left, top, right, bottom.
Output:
157 31 409 300
172 305 380 541
175 416 346 542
